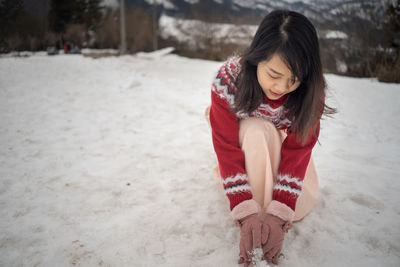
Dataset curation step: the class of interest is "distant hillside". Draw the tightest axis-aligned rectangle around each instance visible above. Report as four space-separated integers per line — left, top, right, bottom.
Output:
122 0 387 29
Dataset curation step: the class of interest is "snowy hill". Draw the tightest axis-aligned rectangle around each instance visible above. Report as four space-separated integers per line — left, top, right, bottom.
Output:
0 50 399 266
119 0 386 26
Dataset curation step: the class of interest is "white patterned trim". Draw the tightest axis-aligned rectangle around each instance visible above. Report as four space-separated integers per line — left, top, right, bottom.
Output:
277 174 303 188
273 184 301 196
225 56 242 84
277 117 292 127
222 173 248 185
212 80 235 105
257 103 283 114
211 57 241 107
225 183 252 194
253 110 279 120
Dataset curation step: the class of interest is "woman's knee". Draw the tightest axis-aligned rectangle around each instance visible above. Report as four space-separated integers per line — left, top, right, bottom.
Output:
239 118 277 146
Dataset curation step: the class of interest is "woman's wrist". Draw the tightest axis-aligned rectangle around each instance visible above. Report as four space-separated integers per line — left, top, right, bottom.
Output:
266 200 295 223
231 199 261 223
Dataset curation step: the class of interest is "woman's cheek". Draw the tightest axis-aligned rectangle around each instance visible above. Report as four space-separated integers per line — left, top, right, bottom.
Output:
261 77 274 90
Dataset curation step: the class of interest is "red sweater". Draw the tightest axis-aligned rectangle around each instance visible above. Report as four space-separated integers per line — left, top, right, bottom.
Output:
210 56 320 212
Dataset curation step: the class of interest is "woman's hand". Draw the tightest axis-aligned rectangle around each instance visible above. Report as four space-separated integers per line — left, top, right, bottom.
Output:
261 214 292 265
237 213 261 267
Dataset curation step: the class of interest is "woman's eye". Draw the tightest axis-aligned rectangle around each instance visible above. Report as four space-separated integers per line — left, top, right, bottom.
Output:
268 74 279 79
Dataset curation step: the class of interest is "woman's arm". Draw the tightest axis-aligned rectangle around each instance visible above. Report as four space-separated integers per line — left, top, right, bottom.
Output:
210 57 261 225
210 90 254 211
269 120 320 221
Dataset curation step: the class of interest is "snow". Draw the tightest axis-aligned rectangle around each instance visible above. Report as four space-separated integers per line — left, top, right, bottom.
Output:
81 48 119 55
144 0 176 10
135 47 175 59
0 50 400 266
184 0 199 4
102 0 118 8
159 15 257 47
232 0 267 9
336 59 347 73
325 30 348 40
231 0 320 9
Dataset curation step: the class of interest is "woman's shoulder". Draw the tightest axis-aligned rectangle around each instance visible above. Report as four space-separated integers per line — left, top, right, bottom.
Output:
219 55 242 82
212 55 242 105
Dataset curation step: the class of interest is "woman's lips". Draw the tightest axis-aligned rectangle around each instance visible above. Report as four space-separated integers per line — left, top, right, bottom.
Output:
270 90 283 97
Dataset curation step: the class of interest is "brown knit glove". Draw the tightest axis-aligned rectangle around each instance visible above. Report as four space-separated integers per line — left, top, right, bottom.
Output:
237 213 262 267
261 214 292 265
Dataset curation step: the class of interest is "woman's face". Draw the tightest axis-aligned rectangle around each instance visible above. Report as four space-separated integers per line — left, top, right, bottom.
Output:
256 53 301 100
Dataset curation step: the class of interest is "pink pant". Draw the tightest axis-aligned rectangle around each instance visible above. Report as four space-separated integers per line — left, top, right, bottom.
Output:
207 108 319 222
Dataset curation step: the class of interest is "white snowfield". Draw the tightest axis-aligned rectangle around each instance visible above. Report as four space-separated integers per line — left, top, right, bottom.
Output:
159 15 257 47
0 49 399 267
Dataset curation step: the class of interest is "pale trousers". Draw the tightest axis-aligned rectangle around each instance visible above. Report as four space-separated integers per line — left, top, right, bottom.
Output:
207 108 319 222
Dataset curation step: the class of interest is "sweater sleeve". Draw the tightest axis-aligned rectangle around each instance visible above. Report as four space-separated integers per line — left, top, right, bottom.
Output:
272 119 320 212
209 76 253 212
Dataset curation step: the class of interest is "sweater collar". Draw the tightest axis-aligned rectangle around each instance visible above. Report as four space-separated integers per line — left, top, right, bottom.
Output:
264 93 287 107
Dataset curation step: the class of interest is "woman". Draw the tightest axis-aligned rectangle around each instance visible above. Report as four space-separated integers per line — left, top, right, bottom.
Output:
207 9 335 266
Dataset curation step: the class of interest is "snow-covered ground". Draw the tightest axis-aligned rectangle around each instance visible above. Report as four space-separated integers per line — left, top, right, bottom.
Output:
0 49 399 266
159 15 257 47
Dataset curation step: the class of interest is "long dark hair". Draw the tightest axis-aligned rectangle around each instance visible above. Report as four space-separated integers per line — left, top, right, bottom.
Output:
234 10 336 144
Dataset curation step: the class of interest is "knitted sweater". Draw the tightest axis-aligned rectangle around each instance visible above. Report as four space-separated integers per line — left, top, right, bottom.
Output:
210 56 320 215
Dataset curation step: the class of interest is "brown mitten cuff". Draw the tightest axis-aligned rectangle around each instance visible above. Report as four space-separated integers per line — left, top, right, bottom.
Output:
266 200 295 223
231 199 261 224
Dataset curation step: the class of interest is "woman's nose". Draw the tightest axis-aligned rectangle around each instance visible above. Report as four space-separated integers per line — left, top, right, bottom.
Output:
273 81 288 93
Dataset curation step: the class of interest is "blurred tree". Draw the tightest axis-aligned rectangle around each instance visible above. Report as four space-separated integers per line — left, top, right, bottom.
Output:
0 0 24 48
94 8 119 49
85 0 104 31
48 0 103 46
337 0 385 78
82 0 104 46
377 0 400 82
48 0 76 34
125 7 152 53
49 0 104 46
383 0 400 50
